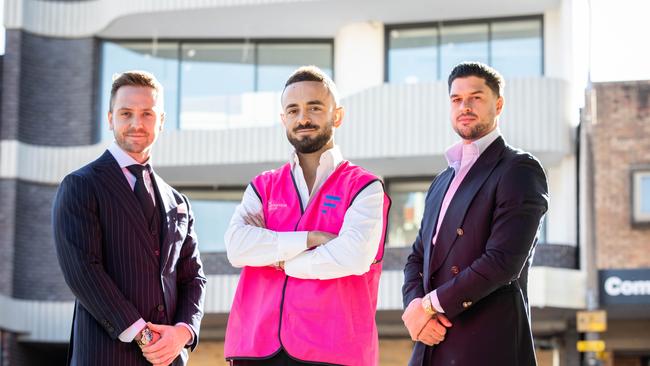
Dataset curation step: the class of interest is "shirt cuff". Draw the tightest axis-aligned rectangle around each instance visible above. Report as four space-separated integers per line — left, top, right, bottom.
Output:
175 322 195 346
118 318 146 342
430 290 445 313
277 231 308 261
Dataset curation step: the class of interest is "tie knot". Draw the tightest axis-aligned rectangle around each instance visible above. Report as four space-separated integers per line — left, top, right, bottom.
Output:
126 164 150 179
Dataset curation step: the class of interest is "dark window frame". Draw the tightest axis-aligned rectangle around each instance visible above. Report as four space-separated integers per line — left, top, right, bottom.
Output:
96 38 335 132
384 14 544 82
630 166 650 228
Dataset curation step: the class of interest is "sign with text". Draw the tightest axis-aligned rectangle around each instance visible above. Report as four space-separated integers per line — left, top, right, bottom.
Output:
577 310 607 332
599 269 650 305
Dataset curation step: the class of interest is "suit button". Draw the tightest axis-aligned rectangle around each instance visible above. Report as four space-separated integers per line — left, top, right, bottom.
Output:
450 266 460 275
456 228 464 236
157 304 165 312
419 272 423 278
154 250 160 256
462 301 473 308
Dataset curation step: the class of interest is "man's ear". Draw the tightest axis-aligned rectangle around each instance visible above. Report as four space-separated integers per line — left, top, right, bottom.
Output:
333 107 344 128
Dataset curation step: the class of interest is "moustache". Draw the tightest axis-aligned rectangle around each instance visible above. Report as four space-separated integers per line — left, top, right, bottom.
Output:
457 113 478 120
293 124 319 133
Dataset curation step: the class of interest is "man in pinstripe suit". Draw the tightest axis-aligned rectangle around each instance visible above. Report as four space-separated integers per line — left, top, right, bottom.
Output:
53 71 206 366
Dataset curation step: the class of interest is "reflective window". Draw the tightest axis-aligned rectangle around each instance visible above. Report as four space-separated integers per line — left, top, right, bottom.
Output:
387 179 432 247
492 19 543 77
100 40 333 135
386 16 543 82
180 43 255 129
440 24 489 77
99 42 179 140
632 170 650 225
388 28 438 84
182 189 244 253
257 43 333 92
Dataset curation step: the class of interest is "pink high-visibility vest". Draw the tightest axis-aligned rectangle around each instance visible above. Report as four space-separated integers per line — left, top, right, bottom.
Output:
225 161 390 365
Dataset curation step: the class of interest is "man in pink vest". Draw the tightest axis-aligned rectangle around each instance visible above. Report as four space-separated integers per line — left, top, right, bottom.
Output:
224 66 391 366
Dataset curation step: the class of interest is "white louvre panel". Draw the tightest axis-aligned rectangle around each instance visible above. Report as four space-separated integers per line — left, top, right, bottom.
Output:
0 77 572 184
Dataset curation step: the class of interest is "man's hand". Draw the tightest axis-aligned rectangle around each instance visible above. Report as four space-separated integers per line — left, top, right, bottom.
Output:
243 212 265 228
416 314 452 346
402 298 432 341
307 231 336 249
141 323 192 366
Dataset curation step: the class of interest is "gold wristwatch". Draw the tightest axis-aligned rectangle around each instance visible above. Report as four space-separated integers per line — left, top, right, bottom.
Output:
422 293 437 316
136 327 153 348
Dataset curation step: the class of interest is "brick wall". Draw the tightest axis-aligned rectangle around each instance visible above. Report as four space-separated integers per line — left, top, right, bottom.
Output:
590 81 650 269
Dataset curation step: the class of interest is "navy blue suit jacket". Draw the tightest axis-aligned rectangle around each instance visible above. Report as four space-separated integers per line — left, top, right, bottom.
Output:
53 150 206 366
402 137 548 366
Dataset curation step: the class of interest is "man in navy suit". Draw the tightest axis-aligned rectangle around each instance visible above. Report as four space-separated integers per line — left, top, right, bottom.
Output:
401 62 549 366
53 71 206 366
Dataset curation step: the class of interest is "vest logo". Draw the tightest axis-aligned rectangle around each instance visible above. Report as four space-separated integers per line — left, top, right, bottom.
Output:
321 195 342 214
268 201 288 211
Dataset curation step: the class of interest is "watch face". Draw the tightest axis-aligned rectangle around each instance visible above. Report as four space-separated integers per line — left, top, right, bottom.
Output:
139 328 153 346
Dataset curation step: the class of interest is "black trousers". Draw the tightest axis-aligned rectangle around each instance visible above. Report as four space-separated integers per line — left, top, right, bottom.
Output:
231 349 323 366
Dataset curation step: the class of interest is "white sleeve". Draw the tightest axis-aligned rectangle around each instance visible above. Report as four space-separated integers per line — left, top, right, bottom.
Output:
224 184 308 267
284 181 384 280
118 318 146 342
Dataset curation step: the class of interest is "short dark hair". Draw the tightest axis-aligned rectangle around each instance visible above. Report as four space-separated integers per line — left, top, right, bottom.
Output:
110 70 164 111
447 62 504 97
283 65 340 105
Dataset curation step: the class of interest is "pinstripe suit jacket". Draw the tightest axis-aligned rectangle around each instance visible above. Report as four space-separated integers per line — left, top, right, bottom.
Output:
53 150 206 366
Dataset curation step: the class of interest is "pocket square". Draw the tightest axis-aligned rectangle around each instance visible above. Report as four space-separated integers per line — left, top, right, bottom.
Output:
176 202 188 214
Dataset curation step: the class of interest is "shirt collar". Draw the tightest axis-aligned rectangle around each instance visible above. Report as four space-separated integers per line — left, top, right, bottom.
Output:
444 127 502 168
290 145 343 171
108 141 152 169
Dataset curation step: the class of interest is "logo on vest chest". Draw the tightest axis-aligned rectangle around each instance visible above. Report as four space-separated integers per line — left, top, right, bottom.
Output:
321 194 342 214
268 201 288 211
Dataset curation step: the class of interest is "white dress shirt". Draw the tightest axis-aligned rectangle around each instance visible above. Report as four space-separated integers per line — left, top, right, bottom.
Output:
429 128 502 313
107 142 194 344
225 145 385 280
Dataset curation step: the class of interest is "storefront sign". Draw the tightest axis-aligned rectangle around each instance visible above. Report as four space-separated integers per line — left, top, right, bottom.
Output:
599 269 650 305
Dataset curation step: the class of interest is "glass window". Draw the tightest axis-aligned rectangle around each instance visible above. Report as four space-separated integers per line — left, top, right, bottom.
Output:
440 23 489 77
100 40 333 134
180 43 255 129
491 19 543 77
632 170 650 225
182 189 244 252
388 27 438 83
99 42 179 140
257 43 333 92
386 16 543 82
387 179 432 247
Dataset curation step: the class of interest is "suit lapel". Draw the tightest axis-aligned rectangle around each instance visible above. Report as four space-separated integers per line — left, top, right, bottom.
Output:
151 172 178 272
422 168 455 291
429 137 506 275
93 150 159 263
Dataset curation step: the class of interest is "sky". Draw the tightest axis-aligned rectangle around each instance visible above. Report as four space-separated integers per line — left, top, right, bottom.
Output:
0 0 646 82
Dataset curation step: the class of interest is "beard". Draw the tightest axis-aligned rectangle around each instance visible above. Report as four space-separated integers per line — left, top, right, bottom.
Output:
286 121 334 154
453 115 494 141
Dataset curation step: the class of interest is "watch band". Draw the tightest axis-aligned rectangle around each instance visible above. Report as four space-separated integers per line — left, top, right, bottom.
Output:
422 293 437 316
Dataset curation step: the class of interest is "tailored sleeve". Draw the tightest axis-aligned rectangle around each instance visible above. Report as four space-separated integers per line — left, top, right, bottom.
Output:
52 174 142 339
435 156 549 318
283 181 384 280
225 184 308 267
172 195 207 351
